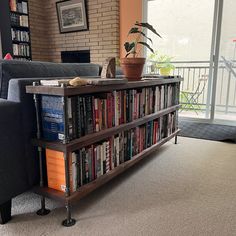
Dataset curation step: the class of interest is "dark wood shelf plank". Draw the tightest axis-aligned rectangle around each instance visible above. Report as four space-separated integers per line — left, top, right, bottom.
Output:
11 25 29 30
32 104 181 152
10 11 28 16
12 40 30 44
26 77 183 96
33 129 180 203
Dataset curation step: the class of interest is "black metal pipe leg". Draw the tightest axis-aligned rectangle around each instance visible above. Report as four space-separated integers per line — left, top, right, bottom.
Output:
36 196 50 216
0 199 12 224
62 203 76 227
175 135 178 144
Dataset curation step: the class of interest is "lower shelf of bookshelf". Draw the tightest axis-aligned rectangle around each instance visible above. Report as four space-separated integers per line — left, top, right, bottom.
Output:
33 129 180 204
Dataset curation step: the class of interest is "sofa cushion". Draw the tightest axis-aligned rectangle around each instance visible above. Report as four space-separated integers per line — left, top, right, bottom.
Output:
0 60 101 99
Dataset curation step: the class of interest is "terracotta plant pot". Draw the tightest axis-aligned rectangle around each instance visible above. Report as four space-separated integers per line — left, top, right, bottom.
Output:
120 58 146 81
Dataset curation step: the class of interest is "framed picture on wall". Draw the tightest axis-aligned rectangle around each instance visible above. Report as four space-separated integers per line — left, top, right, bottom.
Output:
56 0 88 33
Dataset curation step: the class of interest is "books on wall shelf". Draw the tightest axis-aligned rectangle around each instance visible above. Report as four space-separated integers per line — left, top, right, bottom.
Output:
13 43 30 57
9 0 28 14
11 28 30 42
41 84 178 142
10 13 29 27
46 112 177 193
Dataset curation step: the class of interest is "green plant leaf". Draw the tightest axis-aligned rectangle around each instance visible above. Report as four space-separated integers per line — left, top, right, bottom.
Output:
128 27 139 34
124 42 135 53
138 41 154 53
128 27 153 43
135 22 161 38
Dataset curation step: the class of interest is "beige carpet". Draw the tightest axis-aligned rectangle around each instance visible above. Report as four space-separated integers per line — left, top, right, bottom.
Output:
1 137 236 236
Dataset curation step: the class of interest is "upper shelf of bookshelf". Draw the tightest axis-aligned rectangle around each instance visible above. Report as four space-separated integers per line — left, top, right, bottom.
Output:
32 104 181 152
26 77 183 96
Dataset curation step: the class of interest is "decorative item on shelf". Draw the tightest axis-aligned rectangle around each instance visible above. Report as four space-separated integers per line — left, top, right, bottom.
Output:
40 77 128 87
4 53 13 60
101 57 116 78
149 52 175 76
56 0 88 33
120 22 161 81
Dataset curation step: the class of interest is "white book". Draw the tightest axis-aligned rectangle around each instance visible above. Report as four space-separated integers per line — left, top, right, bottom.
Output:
71 153 77 192
100 144 104 175
116 137 119 166
160 85 165 110
22 1 28 14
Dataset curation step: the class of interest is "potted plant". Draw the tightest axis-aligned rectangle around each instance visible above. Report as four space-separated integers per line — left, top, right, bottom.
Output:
120 22 161 81
149 52 175 76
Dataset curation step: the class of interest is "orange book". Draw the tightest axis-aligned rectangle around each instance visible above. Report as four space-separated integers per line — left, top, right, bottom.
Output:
46 149 73 193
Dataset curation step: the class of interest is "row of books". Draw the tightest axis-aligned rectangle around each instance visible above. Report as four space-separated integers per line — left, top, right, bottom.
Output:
9 0 28 14
11 28 30 42
41 84 178 141
13 43 30 56
10 13 29 27
46 113 177 192
14 57 30 61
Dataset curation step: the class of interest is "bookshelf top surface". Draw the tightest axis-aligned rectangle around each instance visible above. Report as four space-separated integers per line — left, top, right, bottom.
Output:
26 77 183 96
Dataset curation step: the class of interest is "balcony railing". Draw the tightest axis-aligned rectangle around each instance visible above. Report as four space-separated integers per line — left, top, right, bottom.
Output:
146 60 236 116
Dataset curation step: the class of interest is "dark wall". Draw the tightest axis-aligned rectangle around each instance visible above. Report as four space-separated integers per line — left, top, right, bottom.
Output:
0 0 13 57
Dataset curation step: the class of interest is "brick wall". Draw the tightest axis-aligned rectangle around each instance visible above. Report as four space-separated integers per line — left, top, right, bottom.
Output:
28 0 50 61
28 0 120 64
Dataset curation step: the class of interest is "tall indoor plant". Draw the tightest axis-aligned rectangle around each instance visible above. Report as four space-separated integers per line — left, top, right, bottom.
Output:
120 22 161 80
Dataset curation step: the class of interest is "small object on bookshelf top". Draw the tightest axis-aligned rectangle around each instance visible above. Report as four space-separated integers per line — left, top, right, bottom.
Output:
39 77 128 87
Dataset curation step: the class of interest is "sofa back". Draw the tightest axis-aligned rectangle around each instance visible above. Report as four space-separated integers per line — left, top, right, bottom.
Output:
0 60 101 98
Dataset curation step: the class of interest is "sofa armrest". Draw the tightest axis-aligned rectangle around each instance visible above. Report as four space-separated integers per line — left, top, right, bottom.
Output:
0 99 28 204
0 99 21 140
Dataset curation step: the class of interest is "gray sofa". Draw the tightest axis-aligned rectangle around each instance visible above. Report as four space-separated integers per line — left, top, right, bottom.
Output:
0 60 101 224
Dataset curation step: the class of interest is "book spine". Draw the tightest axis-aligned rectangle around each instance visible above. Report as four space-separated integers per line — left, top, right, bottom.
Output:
94 98 99 132
41 95 64 141
79 97 85 136
86 96 94 134
72 152 77 192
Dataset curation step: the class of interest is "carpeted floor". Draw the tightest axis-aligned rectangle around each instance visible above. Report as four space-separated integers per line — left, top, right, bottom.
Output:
179 120 236 142
1 137 236 236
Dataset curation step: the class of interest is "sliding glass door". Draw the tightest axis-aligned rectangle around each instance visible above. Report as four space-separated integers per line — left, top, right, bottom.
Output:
145 0 215 119
213 0 236 123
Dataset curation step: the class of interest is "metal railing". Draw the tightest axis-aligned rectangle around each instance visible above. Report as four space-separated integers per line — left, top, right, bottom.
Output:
146 60 236 115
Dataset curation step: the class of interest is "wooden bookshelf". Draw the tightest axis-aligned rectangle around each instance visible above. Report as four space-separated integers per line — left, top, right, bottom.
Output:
26 77 182 227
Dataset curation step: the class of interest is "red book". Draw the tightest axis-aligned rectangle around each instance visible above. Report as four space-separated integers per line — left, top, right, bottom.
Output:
156 122 159 142
98 99 102 131
94 98 99 132
133 90 137 120
117 91 121 125
107 93 112 128
93 146 97 179
136 127 140 154
111 93 115 127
